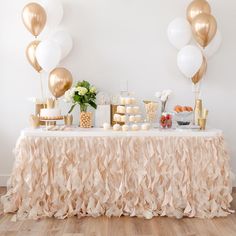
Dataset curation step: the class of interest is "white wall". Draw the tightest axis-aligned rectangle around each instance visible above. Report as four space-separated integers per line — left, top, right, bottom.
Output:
0 0 235 185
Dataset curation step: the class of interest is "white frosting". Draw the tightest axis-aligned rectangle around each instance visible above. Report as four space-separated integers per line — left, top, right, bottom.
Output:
120 115 126 123
126 107 133 114
113 124 121 131
141 123 151 130
135 115 142 122
129 115 135 122
133 106 140 114
132 124 139 131
113 114 121 122
122 125 129 131
117 106 125 114
40 108 61 118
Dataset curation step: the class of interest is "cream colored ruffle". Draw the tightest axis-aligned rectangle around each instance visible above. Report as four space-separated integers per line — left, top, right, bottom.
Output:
1 134 234 220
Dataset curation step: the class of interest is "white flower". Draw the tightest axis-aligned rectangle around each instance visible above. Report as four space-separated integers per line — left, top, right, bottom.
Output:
64 87 77 103
155 92 162 98
71 87 77 94
76 86 88 96
90 86 96 94
64 90 73 103
161 94 168 102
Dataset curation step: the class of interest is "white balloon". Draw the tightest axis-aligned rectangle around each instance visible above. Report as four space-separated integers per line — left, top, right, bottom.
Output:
203 30 222 59
177 45 203 78
40 0 64 29
36 40 61 72
167 18 192 50
50 31 73 60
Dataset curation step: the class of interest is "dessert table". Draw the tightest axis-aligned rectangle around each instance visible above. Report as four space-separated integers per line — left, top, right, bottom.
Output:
1 128 234 220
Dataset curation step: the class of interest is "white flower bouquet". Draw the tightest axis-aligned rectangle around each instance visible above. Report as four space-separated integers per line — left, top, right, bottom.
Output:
64 80 97 113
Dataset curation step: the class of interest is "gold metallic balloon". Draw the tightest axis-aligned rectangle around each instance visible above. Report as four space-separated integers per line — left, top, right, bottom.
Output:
22 3 47 37
49 68 73 98
192 13 217 48
26 40 42 73
192 56 207 84
187 0 211 24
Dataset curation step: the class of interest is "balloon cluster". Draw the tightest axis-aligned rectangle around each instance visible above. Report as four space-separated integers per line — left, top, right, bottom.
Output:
22 1 73 98
167 0 221 85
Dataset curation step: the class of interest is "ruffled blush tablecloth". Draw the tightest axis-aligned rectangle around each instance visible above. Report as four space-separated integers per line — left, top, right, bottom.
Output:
1 128 234 220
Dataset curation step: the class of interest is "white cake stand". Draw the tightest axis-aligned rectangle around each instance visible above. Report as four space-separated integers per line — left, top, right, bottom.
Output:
40 118 64 130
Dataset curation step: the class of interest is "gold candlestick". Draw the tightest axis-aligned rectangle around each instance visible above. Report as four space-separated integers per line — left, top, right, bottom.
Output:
198 118 207 130
64 114 73 126
194 99 202 125
29 115 40 129
203 109 209 119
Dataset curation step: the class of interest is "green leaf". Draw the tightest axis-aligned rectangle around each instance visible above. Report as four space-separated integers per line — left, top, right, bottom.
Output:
68 104 77 114
88 100 97 109
77 80 90 89
74 95 80 102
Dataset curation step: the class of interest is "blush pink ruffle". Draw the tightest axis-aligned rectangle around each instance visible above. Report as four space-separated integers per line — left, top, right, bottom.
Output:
1 134 234 220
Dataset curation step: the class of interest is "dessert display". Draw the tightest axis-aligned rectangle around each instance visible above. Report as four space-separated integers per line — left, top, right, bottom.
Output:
131 124 139 131
174 105 193 113
113 124 121 131
40 98 63 121
117 105 126 114
40 108 63 120
143 101 158 124
111 105 125 126
122 125 129 131
174 105 193 126
141 123 151 131
160 114 173 128
111 95 145 131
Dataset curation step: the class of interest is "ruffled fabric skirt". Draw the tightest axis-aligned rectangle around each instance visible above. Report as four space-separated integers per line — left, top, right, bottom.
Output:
1 134 234 220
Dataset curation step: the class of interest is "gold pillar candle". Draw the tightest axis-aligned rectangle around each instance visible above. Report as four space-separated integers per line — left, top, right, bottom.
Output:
64 114 73 126
198 118 207 130
29 115 40 128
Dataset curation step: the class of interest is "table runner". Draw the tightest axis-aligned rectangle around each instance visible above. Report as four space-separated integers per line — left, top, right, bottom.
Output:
1 128 234 219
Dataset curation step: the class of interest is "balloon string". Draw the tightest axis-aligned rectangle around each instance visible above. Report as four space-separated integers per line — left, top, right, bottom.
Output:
39 71 45 108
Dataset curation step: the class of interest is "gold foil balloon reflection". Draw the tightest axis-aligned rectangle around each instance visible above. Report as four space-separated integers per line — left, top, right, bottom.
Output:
192 56 207 84
22 3 47 37
187 0 211 24
192 13 217 48
26 40 42 73
48 68 73 98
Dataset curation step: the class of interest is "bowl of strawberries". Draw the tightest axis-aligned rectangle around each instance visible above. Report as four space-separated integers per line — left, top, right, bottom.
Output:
160 113 173 128
174 105 193 126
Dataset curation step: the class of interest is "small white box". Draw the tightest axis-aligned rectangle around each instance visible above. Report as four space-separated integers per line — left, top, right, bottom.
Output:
95 105 111 128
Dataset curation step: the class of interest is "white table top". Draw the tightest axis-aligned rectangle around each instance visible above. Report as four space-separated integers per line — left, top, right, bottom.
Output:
21 127 223 138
